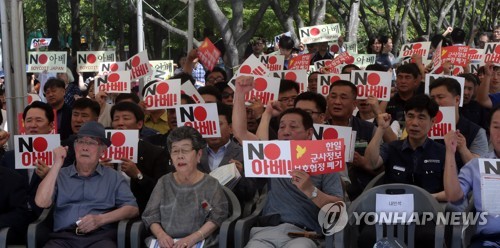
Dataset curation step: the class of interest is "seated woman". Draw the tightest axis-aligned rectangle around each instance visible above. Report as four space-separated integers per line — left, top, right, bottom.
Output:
142 126 229 248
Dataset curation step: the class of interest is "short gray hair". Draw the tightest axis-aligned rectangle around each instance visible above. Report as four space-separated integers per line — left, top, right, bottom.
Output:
167 126 207 153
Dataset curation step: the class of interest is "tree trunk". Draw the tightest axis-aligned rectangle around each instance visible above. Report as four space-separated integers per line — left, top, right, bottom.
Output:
46 0 60 50
70 0 80 56
346 0 360 42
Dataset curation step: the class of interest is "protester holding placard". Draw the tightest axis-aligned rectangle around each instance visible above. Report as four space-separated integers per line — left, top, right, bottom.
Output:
1 101 56 218
476 63 500 108
35 121 138 245
386 63 423 125
430 77 488 168
109 102 171 213
443 105 500 247
142 126 228 248
232 76 343 247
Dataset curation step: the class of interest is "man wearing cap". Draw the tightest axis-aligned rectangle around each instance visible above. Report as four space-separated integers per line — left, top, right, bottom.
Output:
35 121 139 246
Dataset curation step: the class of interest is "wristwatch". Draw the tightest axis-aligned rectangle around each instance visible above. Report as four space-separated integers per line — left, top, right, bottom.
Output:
137 173 144 180
309 187 318 200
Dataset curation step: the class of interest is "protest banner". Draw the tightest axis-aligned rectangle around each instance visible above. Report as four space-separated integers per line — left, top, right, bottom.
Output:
442 46 470 67
482 42 500 66
425 74 465 106
30 38 51 49
352 54 377 69
313 124 353 162
288 54 313 70
176 103 221 138
259 54 284 71
398 42 431 64
27 52 67 73
350 70 392 101
101 130 139 163
149 60 175 78
77 51 116 72
94 71 131 94
428 106 455 139
99 61 127 74
299 24 341 44
467 48 484 63
181 81 205 104
316 73 350 97
126 50 153 80
479 159 500 215
243 139 345 177
143 79 181 110
272 69 308 93
14 134 60 169
229 75 279 106
197 38 221 71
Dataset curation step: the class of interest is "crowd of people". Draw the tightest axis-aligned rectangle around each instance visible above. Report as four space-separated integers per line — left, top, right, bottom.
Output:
0 24 498 248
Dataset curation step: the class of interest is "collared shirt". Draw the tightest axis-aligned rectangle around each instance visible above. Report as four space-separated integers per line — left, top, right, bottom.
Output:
381 138 445 194
53 164 137 232
144 112 170 134
452 152 500 236
192 63 206 85
207 140 231 171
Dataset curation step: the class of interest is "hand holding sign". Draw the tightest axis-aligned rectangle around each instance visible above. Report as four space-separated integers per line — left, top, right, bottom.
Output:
34 159 50 179
120 158 140 178
289 170 315 196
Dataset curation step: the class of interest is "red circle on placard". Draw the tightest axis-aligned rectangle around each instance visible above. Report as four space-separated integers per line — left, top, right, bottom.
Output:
469 49 477 54
264 144 281 160
413 43 422 49
131 56 141 67
345 56 355 64
310 28 320 36
27 95 33 104
87 54 97 64
39 54 48 64
285 72 297 81
108 73 120 82
330 76 341 83
111 132 126 146
367 73 381 85
453 67 461 75
330 44 340 53
33 137 48 152
494 45 500 54
434 66 443 74
434 110 443 123
323 128 339 139
110 63 119 71
269 56 277 64
157 82 169 94
240 65 252 74
254 78 268 91
194 106 207 121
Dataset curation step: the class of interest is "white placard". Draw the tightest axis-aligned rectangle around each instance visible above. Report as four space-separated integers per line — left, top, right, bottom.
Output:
101 130 139 163
14 134 61 169
425 74 465 107
479 159 500 215
27 52 67 73
375 193 414 224
176 103 221 138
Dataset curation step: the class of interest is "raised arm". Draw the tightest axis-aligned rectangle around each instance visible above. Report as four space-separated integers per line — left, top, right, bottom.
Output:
443 131 465 202
35 146 67 208
232 76 259 142
363 113 389 170
476 62 494 109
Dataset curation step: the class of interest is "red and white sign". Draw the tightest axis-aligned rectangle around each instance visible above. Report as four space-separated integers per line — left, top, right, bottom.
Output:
288 54 313 70
14 134 60 169
430 41 443 74
259 54 284 71
425 74 465 107
30 38 52 49
197 38 221 71
143 79 181 110
317 73 350 97
313 124 353 162
101 130 139 163
144 69 171 83
27 94 41 105
127 50 153 80
237 55 270 76
428 107 455 139
94 71 131 94
229 76 280 106
350 70 392 101
351 54 377 69
27 52 67 73
181 81 205 104
314 59 340 74
317 52 354 73
343 41 358 54
272 70 308 93
469 62 482 75
299 24 341 44
398 42 431 62
243 139 345 178
176 103 221 138
99 61 127 75
77 51 116 72
482 42 500 66
467 48 484 63
442 46 470 67
149 60 175 78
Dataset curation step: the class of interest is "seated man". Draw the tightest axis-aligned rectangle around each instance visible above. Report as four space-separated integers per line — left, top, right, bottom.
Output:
35 121 139 247
364 94 446 201
232 77 343 247
444 105 500 247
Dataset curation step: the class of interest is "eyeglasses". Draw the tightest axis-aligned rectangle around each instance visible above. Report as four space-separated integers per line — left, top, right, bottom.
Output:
75 138 100 147
222 92 234 99
278 96 297 103
207 77 224 83
170 147 195 156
